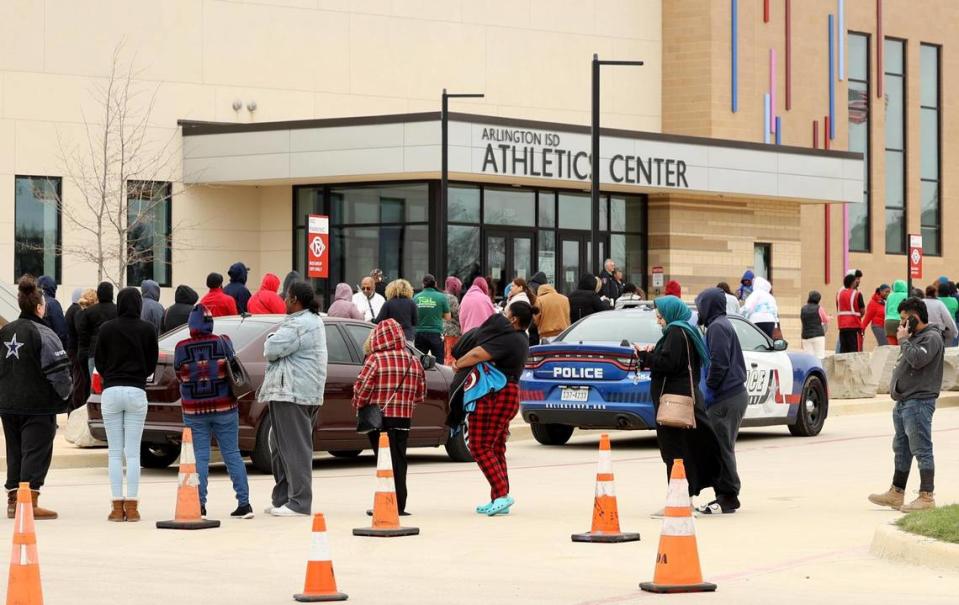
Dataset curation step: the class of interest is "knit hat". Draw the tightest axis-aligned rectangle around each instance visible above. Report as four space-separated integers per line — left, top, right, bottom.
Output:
664 280 682 297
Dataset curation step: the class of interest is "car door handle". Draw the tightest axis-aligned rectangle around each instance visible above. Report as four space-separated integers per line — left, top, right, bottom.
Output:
751 363 759 368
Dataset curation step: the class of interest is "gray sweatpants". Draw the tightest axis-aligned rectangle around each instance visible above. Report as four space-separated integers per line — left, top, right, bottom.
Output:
269 401 320 514
707 390 749 500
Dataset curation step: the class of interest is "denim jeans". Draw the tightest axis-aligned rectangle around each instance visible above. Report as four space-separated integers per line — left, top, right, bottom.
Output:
892 398 936 475
101 386 148 499
183 410 250 507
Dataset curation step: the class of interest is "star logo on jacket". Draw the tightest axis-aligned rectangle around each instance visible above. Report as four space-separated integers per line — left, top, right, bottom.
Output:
4 335 23 359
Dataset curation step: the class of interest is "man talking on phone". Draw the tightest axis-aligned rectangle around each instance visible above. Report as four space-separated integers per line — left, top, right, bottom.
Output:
869 296 944 512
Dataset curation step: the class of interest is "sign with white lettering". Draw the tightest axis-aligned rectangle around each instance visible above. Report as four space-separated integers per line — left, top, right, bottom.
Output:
307 214 329 278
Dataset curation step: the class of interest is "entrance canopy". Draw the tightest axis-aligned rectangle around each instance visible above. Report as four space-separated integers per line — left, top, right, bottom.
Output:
180 112 863 204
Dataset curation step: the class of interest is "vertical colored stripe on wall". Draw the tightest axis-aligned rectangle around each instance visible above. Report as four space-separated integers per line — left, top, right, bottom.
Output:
764 94 771 144
764 0 769 23
813 120 819 148
824 116 830 150
843 204 850 275
731 0 738 112
877 0 883 98
828 14 836 140
838 0 845 81
770 49 777 131
775 117 782 145
785 0 792 110
825 207 831 285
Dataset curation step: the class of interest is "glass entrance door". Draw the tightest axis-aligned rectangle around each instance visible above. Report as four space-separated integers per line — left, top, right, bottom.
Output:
557 232 607 294
485 230 534 302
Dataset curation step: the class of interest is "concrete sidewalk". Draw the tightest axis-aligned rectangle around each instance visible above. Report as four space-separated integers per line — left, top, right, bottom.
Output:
3 391 956 472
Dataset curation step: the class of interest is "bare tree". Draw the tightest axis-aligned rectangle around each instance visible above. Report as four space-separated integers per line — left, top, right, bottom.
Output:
48 44 184 287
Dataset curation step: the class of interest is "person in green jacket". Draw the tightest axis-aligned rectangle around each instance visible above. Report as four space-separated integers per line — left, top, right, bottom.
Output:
884 280 909 345
938 282 959 345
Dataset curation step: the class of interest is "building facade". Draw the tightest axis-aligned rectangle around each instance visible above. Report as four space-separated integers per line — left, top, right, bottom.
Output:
4 0 950 345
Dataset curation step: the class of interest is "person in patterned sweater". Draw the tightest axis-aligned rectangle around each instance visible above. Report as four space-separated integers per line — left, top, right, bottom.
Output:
173 304 253 519
353 318 426 516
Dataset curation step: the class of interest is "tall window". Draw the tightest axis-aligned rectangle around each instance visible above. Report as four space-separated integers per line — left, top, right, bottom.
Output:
127 181 172 287
14 176 61 282
847 33 870 252
884 38 906 255
920 44 941 256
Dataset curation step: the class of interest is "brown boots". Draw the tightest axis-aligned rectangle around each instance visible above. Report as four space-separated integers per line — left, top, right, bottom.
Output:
6 490 16 519
901 492 936 513
107 499 141 522
868 485 905 510
30 490 58 520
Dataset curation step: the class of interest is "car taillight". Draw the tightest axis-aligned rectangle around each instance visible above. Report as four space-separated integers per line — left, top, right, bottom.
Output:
91 370 103 395
525 355 543 368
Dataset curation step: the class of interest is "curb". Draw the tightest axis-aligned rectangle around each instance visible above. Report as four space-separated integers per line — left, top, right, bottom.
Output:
831 392 959 416
870 523 959 571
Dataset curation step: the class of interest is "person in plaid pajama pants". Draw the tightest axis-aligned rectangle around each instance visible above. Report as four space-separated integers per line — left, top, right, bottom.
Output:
453 301 537 516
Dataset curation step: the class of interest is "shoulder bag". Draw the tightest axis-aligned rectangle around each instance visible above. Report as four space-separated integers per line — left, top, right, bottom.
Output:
218 336 253 399
655 330 697 429
357 355 415 434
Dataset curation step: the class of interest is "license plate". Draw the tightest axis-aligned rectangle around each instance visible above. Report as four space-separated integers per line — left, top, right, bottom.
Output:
560 388 589 402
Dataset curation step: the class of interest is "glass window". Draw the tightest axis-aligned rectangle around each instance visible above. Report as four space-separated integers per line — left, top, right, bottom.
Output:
325 325 355 364
920 45 939 108
848 33 868 81
885 209 905 255
447 225 480 283
331 226 379 286
538 191 555 227
157 318 274 353
343 323 373 356
14 176 61 282
296 186 322 225
330 184 428 225
537 231 556 284
753 243 771 281
920 109 939 180
448 185 479 223
884 151 904 208
558 193 591 230
921 44 941 256
884 76 904 150
610 196 644 232
623 234 644 286
484 188 534 226
127 181 172 287
557 310 662 345
598 196 608 232
730 317 772 352
884 38 904 74
884 38 906 255
847 33 870 252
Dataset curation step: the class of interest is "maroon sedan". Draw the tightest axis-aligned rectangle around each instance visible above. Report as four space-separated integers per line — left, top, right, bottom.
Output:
87 315 471 472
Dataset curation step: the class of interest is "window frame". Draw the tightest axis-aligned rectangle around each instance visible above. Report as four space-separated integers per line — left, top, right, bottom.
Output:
919 42 942 257
883 37 907 256
847 31 871 253
126 180 173 287
14 175 63 284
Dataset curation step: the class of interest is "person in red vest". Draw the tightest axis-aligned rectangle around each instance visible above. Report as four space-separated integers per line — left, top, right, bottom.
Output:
199 272 238 318
836 272 865 353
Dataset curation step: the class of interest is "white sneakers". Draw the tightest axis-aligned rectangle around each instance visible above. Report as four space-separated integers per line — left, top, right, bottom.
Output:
268 504 309 517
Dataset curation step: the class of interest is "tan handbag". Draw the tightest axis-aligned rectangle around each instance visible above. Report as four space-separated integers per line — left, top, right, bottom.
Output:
655 331 697 429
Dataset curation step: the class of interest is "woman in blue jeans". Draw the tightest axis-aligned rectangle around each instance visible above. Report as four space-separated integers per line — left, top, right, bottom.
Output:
94 288 158 522
173 304 252 519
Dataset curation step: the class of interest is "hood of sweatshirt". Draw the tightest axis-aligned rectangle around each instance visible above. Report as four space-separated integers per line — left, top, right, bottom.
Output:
38 275 57 298
140 279 160 302
71 287 84 304
116 287 142 318
892 280 908 293
741 270 755 282
665 280 682 297
188 303 214 336
259 273 280 293
537 284 558 297
369 318 406 353
695 287 728 326
753 276 772 294
227 262 249 284
96 281 114 303
334 282 354 302
174 285 199 305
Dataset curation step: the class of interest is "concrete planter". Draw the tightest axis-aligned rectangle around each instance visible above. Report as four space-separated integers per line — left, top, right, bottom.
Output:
871 523 959 571
823 352 878 399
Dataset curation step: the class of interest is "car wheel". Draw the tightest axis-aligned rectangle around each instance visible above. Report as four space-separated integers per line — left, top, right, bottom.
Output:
329 449 363 458
250 414 273 474
444 420 474 462
140 443 181 469
530 423 574 446
789 375 828 437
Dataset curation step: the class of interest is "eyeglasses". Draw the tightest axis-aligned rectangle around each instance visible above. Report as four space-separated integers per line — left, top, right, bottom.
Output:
361 286 373 292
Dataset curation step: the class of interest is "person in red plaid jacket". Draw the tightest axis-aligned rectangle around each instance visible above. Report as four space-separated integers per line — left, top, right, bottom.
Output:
353 318 426 516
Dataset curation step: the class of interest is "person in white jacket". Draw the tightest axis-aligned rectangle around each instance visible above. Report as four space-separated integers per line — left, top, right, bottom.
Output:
741 276 779 338
352 276 385 322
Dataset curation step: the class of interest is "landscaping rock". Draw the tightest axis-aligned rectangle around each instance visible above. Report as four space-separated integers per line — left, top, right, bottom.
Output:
870 346 900 395
823 352 877 399
942 348 959 391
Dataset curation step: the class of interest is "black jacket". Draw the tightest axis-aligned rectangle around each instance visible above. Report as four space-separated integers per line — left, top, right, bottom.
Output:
162 285 199 332
78 282 117 360
695 288 747 406
528 271 549 296
94 288 159 391
375 298 418 342
224 262 251 314
568 274 611 322
598 270 622 302
39 276 69 350
64 302 81 356
0 313 72 414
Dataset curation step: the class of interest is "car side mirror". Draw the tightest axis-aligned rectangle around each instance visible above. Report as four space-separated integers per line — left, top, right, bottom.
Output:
772 339 788 352
420 354 436 370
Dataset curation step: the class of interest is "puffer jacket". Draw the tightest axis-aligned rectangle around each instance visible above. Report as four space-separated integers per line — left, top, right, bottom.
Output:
248 273 286 315
741 276 778 324
140 279 164 335
258 309 328 406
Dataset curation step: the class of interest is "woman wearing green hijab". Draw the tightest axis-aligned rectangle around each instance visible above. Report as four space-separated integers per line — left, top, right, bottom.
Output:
637 295 721 508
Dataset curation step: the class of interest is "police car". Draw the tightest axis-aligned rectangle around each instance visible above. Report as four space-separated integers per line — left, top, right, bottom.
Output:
519 307 828 445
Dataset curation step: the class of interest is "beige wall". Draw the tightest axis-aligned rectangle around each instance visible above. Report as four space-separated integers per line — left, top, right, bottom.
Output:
1 0 663 302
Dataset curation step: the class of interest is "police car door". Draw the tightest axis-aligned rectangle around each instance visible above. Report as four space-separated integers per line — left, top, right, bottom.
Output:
729 318 793 422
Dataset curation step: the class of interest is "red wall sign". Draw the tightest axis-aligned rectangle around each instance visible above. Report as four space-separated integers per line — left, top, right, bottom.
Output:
909 234 923 280
307 214 329 278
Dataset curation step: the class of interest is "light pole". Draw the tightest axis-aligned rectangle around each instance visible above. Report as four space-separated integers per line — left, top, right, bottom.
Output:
441 89 484 277
591 54 644 274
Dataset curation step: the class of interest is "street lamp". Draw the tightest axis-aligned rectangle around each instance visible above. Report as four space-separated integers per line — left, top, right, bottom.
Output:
441 89 484 277
591 54 644 274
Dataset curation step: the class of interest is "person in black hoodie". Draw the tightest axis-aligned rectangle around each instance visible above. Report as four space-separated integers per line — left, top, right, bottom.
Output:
78 282 117 377
281 271 302 300
162 285 199 332
0 276 72 520
695 287 749 514
94 288 159 522
568 273 611 322
39 276 69 349
224 262 252 314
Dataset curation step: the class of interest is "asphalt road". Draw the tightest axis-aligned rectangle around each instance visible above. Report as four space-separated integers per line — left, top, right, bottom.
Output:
6 409 959 604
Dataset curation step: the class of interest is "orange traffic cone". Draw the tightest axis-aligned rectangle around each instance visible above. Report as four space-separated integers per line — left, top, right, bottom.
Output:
640 459 716 593
294 513 348 602
6 483 43 605
157 428 220 530
572 434 640 543
352 433 418 537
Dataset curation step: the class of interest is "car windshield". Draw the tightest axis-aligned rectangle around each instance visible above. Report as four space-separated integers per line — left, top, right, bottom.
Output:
157 318 278 353
557 311 663 345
